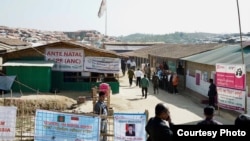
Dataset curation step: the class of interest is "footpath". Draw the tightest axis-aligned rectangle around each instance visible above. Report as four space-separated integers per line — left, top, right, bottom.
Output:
106 73 237 125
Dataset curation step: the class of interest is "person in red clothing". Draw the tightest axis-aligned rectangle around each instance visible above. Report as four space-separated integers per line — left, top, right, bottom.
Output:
152 72 159 94
172 72 179 94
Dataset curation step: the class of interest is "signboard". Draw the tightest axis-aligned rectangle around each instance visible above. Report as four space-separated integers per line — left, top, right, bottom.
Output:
114 113 147 141
216 63 246 90
217 87 246 111
0 106 17 141
35 110 101 141
45 48 84 72
168 60 176 72
84 57 120 73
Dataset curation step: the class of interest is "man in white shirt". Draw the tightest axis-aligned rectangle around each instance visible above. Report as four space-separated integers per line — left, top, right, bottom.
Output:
130 59 136 71
135 68 143 87
126 59 131 70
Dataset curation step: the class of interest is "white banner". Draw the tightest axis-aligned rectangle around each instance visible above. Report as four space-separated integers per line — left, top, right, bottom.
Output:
114 113 146 141
84 57 120 73
0 106 17 140
217 87 246 111
45 48 84 72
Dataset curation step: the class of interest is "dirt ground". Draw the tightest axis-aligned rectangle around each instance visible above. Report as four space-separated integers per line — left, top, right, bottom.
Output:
1 72 235 125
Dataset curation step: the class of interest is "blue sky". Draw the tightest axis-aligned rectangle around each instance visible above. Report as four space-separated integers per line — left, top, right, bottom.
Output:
1 0 250 36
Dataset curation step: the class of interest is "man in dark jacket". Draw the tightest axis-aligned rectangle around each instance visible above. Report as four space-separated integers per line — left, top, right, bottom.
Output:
235 114 250 126
145 103 174 141
208 79 217 108
197 106 222 125
127 68 135 87
121 58 126 76
140 74 150 99
94 91 108 141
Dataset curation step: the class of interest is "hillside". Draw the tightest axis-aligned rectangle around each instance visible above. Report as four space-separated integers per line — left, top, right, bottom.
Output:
65 31 250 44
1 25 249 45
117 32 220 43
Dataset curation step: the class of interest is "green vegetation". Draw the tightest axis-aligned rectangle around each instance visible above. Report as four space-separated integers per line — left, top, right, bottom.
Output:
117 32 219 43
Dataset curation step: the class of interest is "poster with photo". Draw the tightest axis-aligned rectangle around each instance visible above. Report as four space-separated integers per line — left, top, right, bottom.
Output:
216 63 246 90
114 113 146 141
34 110 101 141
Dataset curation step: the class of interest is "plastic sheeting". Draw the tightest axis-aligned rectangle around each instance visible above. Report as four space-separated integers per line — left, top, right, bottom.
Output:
0 76 16 90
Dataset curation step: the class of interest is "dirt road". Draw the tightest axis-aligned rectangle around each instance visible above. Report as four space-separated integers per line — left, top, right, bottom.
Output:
2 72 236 125
78 73 236 125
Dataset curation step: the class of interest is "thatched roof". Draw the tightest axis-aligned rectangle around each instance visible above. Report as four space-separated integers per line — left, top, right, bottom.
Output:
126 43 225 59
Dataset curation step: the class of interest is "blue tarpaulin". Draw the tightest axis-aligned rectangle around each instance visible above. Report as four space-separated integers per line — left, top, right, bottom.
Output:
0 76 16 90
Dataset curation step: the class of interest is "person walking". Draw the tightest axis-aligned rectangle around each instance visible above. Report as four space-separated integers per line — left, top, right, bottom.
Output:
152 72 160 94
135 68 143 87
145 103 174 141
126 58 131 72
144 63 151 81
127 68 135 87
130 59 136 71
94 91 108 141
167 71 173 93
208 78 217 108
121 58 127 76
140 74 150 98
197 105 222 125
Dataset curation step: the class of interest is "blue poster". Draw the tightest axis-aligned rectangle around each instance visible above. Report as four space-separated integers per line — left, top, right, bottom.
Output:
34 110 101 141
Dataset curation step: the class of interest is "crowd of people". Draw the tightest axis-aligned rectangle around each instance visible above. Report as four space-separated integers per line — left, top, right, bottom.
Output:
118 57 250 141
94 63 250 141
122 58 221 110
121 57 182 96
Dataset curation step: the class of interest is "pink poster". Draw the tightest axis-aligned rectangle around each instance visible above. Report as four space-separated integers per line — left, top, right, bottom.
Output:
216 63 246 90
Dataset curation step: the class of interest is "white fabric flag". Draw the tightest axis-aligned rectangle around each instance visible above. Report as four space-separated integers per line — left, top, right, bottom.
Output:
98 0 107 18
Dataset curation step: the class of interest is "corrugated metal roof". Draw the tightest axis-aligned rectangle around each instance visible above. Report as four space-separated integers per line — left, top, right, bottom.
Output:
130 43 224 59
61 41 120 56
181 44 250 71
0 41 121 58
2 61 55 67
